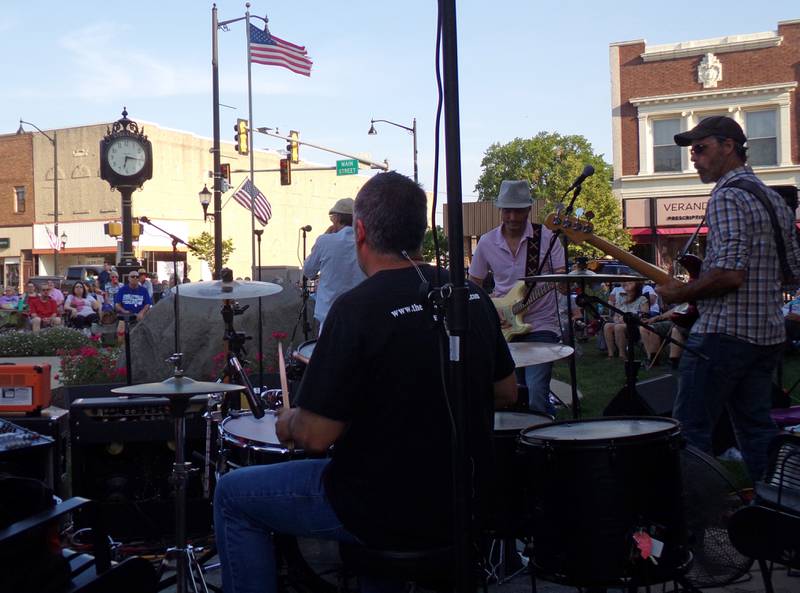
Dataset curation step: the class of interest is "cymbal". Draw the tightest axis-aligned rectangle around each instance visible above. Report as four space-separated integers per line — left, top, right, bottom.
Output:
112 375 245 397
508 342 574 367
522 270 646 283
175 279 283 300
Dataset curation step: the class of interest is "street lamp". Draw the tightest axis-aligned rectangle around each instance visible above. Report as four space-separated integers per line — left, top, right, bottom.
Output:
368 117 418 184
17 119 59 275
198 184 213 220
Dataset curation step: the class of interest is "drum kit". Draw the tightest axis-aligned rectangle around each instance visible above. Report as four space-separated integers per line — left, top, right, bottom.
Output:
106 267 696 592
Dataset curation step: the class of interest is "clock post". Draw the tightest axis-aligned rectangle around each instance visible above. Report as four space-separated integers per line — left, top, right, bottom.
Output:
100 108 153 275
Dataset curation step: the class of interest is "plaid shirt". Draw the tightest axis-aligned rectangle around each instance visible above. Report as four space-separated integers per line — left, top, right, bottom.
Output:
694 166 800 345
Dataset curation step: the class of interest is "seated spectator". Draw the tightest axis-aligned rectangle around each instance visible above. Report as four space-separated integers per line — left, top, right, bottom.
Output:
17 282 36 314
45 280 64 311
138 269 154 299
642 282 661 317
602 281 649 361
104 271 122 309
114 271 152 344
64 281 100 334
641 307 690 368
0 287 19 310
783 290 800 348
28 286 62 333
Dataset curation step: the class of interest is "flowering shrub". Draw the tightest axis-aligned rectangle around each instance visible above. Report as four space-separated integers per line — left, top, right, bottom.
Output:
0 326 93 357
58 345 126 385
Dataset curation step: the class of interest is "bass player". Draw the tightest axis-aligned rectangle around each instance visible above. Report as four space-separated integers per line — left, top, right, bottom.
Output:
469 180 565 415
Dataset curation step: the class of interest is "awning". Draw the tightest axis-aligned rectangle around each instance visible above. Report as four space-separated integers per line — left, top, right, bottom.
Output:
629 226 708 237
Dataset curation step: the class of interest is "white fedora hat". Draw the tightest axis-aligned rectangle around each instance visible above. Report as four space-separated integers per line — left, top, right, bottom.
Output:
495 180 533 209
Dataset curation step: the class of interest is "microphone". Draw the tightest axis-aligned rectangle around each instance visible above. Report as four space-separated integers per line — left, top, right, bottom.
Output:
566 165 595 192
140 216 151 223
300 225 312 232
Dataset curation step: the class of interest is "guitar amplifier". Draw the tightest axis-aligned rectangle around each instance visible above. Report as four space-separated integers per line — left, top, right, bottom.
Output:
0 364 52 413
70 395 212 540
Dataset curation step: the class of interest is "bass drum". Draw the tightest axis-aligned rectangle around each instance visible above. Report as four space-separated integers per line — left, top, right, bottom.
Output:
518 417 690 587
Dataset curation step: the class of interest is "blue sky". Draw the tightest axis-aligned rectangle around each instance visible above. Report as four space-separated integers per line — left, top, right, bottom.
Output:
2 1 797 213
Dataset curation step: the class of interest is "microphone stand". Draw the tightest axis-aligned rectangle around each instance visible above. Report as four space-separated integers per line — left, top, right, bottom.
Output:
138 217 201 359
300 227 312 341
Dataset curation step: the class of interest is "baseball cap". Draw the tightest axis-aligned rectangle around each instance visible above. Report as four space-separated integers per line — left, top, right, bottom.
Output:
329 198 354 215
673 116 747 147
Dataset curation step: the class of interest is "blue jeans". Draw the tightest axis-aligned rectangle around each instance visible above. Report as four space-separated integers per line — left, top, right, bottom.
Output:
515 330 559 416
214 458 406 593
674 333 781 481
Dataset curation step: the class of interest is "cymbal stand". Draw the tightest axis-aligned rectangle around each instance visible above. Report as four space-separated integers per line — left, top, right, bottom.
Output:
219 297 265 418
290 227 313 345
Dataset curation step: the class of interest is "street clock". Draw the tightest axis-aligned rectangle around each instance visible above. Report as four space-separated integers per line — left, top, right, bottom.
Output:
100 108 153 189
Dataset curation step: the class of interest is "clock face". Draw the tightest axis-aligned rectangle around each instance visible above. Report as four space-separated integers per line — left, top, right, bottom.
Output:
107 137 147 176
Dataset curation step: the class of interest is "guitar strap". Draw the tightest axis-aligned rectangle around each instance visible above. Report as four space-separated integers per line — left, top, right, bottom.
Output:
524 223 543 288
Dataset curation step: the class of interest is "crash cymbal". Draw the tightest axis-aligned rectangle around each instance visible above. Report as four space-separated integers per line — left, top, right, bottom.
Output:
175 279 283 300
112 375 245 397
522 270 646 283
508 342 574 367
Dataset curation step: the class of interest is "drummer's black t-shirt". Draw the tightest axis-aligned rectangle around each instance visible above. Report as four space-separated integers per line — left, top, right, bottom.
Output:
295 265 514 548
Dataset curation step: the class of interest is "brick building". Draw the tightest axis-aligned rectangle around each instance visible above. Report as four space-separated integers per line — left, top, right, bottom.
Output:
0 120 370 291
610 19 800 268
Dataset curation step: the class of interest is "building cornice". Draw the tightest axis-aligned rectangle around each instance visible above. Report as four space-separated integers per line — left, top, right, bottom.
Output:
641 31 782 62
630 82 797 107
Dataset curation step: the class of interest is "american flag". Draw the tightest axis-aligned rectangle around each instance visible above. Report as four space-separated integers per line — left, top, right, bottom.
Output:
232 177 272 226
249 24 312 77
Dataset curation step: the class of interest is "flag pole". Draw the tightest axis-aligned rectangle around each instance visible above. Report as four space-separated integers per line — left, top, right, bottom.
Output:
212 3 223 280
245 2 256 276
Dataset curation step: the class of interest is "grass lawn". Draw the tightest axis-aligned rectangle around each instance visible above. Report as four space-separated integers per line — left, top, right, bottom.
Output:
550 337 800 419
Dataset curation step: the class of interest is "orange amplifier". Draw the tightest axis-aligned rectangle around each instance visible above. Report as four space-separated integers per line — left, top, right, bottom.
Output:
0 364 52 413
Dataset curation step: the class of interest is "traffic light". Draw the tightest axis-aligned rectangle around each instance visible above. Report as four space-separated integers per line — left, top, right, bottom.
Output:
104 221 122 237
234 118 249 155
220 163 231 184
288 130 299 163
280 158 292 186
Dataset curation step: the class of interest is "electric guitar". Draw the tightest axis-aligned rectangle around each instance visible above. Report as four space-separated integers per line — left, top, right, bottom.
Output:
492 281 556 341
543 212 701 328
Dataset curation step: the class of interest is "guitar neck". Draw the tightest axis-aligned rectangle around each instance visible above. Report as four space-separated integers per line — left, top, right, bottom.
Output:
583 235 671 284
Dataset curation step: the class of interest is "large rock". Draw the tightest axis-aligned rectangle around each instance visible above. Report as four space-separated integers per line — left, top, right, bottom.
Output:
128 280 314 383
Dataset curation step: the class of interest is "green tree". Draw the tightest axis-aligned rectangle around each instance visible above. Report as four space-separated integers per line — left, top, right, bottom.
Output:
422 226 449 266
474 132 632 258
188 231 235 276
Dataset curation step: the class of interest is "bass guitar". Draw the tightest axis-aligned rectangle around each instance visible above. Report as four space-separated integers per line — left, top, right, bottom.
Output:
492 281 556 341
543 212 701 328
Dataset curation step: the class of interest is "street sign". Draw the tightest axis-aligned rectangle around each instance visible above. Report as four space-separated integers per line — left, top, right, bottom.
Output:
336 159 359 176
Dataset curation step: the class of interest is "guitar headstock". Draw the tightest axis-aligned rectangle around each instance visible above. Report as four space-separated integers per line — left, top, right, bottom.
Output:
543 207 595 244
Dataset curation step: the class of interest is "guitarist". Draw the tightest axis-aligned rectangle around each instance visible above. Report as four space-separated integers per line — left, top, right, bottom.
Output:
469 180 565 416
656 116 800 481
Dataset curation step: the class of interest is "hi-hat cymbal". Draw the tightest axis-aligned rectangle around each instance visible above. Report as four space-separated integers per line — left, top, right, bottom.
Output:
522 270 646 283
508 342 574 367
112 375 245 397
175 279 283 300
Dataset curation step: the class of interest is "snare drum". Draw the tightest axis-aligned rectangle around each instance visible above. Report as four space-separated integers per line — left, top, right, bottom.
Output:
219 411 305 471
518 417 689 587
292 340 317 366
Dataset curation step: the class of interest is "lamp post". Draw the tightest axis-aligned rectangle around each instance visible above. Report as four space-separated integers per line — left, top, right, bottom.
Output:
17 120 59 275
198 184 213 221
60 232 68 251
368 117 418 184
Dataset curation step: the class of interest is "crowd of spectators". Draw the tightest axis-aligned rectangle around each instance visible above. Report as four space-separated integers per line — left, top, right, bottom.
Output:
0 265 158 344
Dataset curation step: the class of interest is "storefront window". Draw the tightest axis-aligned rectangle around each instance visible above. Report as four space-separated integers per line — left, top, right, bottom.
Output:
653 119 681 172
745 109 777 167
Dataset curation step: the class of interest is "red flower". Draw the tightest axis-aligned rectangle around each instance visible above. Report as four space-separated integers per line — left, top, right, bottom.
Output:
90 334 101 342
79 346 99 357
272 331 288 341
53 374 60 380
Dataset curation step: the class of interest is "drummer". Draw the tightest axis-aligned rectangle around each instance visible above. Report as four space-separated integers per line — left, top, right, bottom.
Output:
213 171 516 593
468 180 565 416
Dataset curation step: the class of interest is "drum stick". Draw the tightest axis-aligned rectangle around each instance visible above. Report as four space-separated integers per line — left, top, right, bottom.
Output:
278 344 290 408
